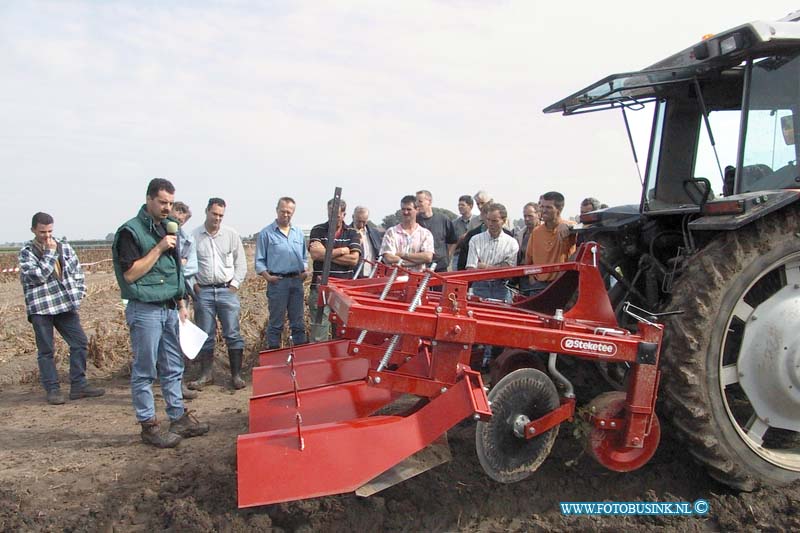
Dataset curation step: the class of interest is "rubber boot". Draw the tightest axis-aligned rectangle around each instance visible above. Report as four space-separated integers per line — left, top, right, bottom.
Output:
140 417 182 448
188 352 214 390
229 348 245 390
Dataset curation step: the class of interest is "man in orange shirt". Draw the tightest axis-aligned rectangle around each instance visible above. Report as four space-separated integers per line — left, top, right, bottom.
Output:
524 191 575 295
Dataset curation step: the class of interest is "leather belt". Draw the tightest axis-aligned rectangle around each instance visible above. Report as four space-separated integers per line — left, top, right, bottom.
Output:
269 271 301 278
199 282 231 288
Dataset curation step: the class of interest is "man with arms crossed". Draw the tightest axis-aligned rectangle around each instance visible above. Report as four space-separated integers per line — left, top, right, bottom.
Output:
308 198 361 342
113 179 209 448
19 212 105 405
381 195 434 271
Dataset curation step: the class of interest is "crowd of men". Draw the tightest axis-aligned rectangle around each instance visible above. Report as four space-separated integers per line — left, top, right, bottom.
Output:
19 178 601 448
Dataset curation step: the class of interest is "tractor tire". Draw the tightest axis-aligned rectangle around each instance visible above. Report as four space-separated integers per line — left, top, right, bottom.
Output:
661 208 800 490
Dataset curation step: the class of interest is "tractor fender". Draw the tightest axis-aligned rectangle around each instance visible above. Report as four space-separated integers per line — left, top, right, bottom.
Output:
688 189 800 231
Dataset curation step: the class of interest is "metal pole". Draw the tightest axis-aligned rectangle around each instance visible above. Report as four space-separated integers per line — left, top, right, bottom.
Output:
313 187 342 331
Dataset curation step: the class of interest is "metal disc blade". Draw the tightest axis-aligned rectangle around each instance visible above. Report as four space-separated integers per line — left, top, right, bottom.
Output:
475 368 560 483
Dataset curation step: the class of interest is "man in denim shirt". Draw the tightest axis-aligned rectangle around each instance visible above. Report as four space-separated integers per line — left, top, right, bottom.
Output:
255 197 309 349
19 212 105 405
169 201 199 400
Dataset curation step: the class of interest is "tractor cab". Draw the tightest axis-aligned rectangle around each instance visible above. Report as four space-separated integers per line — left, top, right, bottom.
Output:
545 14 800 227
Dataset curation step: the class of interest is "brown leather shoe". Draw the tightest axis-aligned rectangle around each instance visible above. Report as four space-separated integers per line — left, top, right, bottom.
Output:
140 418 182 448
182 383 198 400
169 410 209 438
46 389 65 405
69 384 106 400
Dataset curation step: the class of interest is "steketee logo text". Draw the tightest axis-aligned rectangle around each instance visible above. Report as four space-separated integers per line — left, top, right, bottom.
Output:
560 337 618 357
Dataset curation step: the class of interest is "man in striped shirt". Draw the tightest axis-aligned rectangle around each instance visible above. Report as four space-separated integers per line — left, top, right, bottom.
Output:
308 198 362 342
380 195 434 271
19 212 105 405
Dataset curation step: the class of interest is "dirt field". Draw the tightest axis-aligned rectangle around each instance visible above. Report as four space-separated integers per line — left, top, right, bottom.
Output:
1 260 799 532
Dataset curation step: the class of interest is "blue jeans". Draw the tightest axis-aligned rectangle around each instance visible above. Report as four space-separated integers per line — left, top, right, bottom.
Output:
31 310 88 392
194 286 244 355
472 280 510 303
472 280 510 366
518 275 533 296
528 279 551 296
125 301 184 422
266 277 307 349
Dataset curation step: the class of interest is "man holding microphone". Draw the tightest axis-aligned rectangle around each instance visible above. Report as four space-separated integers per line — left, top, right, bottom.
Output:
112 178 208 448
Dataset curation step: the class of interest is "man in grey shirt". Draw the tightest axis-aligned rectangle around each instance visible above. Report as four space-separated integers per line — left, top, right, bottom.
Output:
188 198 248 391
451 194 480 270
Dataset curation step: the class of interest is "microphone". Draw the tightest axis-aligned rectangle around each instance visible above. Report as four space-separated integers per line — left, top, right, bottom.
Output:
164 220 181 263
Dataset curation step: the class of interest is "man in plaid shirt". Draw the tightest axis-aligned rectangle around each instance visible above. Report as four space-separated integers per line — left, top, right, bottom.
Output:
19 212 105 405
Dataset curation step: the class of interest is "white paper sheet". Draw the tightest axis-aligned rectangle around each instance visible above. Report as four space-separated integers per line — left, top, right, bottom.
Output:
178 319 208 360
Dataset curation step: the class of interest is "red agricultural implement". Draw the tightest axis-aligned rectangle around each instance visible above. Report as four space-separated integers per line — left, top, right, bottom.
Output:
237 243 664 507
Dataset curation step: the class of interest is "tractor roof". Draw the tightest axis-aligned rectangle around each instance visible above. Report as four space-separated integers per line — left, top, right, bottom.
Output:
544 13 800 116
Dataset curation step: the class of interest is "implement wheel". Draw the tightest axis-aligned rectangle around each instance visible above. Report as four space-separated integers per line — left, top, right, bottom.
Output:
586 391 660 472
475 368 559 483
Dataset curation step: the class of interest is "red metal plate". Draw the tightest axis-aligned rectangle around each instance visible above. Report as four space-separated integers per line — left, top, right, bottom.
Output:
251 356 370 397
258 339 352 367
238 378 479 507
248 381 396 433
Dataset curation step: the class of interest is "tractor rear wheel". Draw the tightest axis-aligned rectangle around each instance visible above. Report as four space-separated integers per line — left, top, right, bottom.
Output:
662 209 800 490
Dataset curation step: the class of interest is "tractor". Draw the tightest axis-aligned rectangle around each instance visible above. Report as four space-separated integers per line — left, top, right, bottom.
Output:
542 11 800 490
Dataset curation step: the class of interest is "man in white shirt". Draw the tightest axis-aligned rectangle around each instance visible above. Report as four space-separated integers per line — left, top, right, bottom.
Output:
466 203 518 369
189 198 248 391
466 202 518 301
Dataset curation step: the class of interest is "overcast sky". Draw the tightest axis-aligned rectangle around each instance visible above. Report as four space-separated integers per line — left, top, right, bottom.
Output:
1 1 796 243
